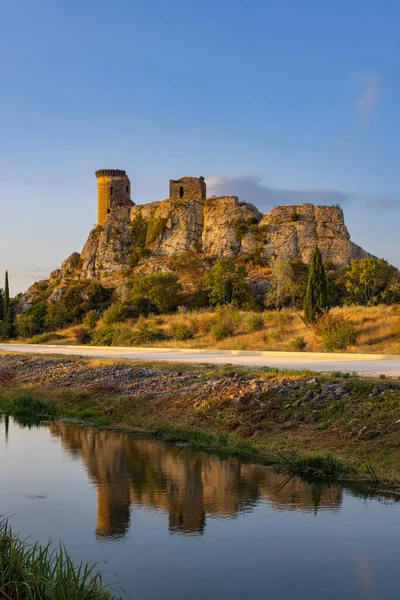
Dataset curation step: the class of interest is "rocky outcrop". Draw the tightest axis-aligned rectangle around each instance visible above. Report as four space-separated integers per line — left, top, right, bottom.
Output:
20 191 374 308
202 196 261 257
130 196 204 255
259 204 366 267
79 206 132 280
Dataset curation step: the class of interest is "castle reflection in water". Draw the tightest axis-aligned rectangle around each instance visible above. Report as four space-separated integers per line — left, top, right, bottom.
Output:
47 423 344 540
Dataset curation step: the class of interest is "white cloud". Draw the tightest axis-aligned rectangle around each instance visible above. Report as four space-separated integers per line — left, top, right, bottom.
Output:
356 76 379 125
206 175 349 211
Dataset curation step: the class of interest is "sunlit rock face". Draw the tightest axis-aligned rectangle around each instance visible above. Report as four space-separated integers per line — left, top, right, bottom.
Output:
259 203 370 268
19 173 373 308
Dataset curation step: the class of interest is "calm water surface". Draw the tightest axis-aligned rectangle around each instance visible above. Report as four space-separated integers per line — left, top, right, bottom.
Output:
1 415 399 599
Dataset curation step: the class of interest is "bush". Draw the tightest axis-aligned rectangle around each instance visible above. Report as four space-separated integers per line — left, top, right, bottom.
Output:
74 326 91 344
128 296 161 317
247 313 264 332
129 273 181 312
130 328 167 345
315 312 357 352
289 335 307 351
16 302 48 337
83 309 98 330
102 303 128 325
91 325 115 346
170 323 195 341
206 258 250 307
29 333 65 344
110 324 137 346
210 306 241 340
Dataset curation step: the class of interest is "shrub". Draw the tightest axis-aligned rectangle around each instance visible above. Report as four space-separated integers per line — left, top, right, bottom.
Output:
146 217 167 245
91 325 115 346
74 326 91 344
289 335 307 351
85 281 113 312
247 313 264 332
128 296 161 317
170 323 195 341
102 303 128 325
15 302 48 337
129 273 182 312
210 306 241 340
206 258 250 307
83 309 98 330
315 312 357 352
29 332 65 344
110 324 137 346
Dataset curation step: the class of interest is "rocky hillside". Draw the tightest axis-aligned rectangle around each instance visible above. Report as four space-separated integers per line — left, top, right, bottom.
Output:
20 183 372 309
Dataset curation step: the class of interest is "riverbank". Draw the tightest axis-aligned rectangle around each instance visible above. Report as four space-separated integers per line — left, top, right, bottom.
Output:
1 352 400 482
0 519 121 599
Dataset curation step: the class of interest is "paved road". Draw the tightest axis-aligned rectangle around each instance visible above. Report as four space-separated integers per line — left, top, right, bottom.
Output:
1 343 400 375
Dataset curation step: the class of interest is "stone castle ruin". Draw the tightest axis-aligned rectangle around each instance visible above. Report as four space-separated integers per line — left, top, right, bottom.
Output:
21 168 372 307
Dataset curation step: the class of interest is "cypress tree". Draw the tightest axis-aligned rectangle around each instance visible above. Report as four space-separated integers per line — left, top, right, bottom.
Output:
304 244 328 323
4 271 10 323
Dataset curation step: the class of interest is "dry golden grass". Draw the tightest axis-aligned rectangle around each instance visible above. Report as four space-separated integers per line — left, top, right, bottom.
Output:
141 305 400 354
17 304 400 354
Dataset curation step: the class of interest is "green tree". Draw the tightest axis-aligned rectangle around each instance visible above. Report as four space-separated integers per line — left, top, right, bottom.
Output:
0 287 3 322
129 272 182 312
15 302 48 338
304 245 328 323
206 258 249 306
342 257 400 305
4 271 10 324
1 271 13 338
265 258 307 309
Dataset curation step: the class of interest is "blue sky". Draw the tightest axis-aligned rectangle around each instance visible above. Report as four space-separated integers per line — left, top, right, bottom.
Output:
1 0 400 294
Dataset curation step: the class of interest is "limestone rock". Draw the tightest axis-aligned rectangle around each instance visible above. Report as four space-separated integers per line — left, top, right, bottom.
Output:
259 203 370 267
202 196 261 257
79 206 133 280
130 196 204 255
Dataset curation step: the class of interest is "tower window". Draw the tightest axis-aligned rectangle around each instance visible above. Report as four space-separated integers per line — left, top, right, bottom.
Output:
107 209 111 214
110 187 114 197
126 185 129 194
179 186 184 198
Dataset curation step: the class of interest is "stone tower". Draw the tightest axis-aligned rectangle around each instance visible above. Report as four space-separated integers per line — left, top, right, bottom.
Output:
169 176 206 203
95 169 132 226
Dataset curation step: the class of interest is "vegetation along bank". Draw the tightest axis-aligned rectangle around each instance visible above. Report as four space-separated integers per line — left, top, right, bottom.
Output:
0 518 121 599
1 352 400 484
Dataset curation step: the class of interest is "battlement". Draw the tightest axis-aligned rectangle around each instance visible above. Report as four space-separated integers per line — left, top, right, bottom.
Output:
96 169 127 179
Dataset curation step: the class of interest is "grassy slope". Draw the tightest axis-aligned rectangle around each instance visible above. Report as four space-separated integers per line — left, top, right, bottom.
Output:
18 304 400 355
1 354 400 483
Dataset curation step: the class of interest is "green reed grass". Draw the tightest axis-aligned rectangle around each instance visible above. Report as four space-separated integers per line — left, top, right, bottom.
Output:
0 519 121 600
153 424 260 460
277 451 358 479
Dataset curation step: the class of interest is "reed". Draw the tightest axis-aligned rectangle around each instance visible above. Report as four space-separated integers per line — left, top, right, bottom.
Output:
0 519 122 599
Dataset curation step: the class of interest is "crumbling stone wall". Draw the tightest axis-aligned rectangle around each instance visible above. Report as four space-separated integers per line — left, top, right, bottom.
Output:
169 176 206 203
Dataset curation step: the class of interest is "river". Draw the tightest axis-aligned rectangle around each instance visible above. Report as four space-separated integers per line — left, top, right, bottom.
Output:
1 415 399 599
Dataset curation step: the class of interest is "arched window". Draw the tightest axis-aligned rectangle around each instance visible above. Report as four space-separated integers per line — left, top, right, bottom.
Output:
107 208 111 214
126 185 130 194
110 187 114 197
179 186 184 198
